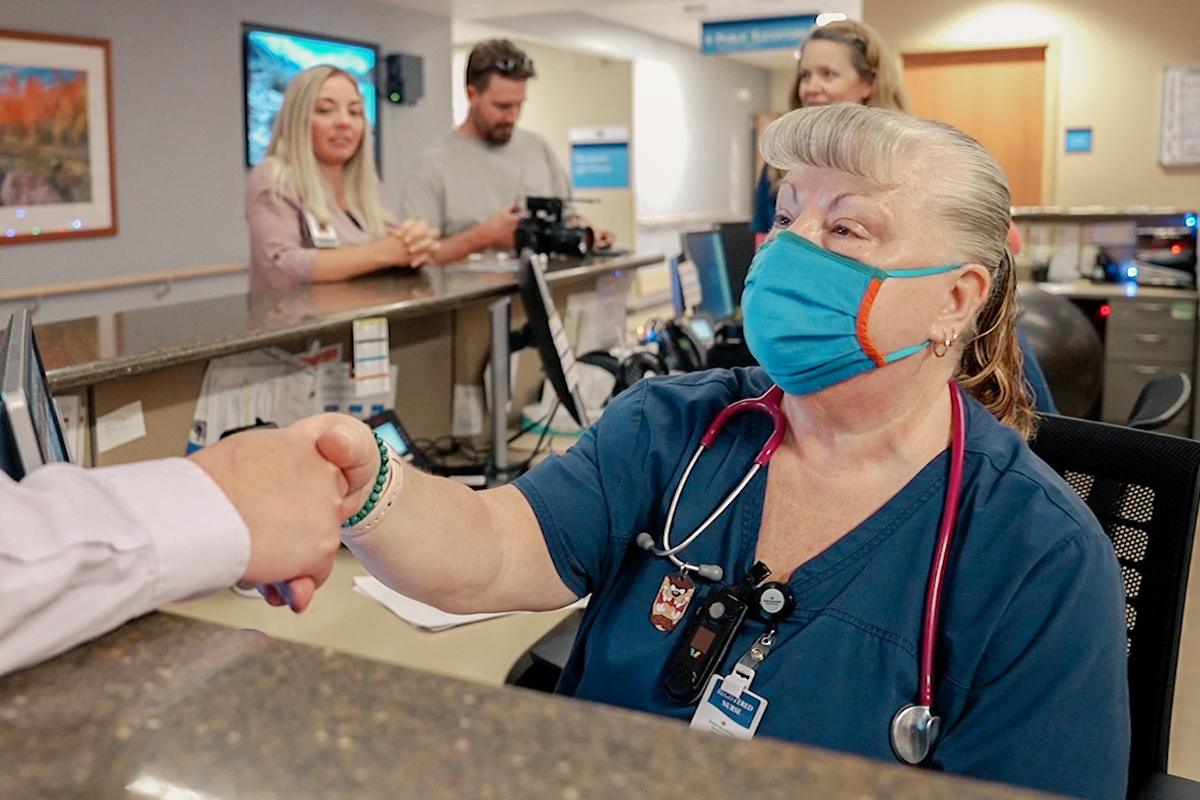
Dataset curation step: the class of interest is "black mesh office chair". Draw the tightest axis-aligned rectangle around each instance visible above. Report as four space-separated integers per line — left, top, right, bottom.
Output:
1031 414 1200 799
1128 373 1193 432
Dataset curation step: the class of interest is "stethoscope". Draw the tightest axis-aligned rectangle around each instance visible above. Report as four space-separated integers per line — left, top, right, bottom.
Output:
637 380 967 767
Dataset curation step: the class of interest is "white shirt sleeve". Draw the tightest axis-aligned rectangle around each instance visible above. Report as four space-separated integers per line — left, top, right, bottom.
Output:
0 458 250 676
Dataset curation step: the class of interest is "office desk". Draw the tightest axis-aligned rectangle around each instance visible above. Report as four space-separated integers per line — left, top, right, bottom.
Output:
163 549 577 687
0 612 1062 800
28 253 659 465
1034 281 1199 437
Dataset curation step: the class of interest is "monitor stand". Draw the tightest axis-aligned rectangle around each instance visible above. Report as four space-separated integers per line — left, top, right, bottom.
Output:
488 296 522 486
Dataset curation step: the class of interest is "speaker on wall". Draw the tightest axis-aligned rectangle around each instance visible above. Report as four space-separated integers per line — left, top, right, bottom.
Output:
384 53 424 106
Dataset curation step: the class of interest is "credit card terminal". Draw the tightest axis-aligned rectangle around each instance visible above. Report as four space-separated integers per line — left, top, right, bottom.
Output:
365 409 432 472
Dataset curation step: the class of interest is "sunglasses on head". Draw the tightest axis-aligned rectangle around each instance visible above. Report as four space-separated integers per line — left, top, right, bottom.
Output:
489 56 533 74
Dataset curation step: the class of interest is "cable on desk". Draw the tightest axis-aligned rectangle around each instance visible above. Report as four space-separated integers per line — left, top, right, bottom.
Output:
513 396 562 473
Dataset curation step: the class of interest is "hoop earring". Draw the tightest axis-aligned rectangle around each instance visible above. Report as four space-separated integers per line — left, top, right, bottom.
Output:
932 331 958 359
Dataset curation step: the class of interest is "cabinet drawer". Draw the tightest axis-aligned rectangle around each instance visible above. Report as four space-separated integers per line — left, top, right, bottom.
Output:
1106 329 1195 362
1106 298 1197 333
1101 361 1193 430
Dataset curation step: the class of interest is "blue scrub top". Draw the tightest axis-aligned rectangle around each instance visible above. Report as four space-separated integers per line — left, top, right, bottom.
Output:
513 368 1129 800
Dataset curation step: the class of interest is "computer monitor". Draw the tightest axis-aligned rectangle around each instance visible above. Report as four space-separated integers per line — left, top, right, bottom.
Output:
717 221 756 308
1 309 71 481
682 230 736 322
515 249 586 426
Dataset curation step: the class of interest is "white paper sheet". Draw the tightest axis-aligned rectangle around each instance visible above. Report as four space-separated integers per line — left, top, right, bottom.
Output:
352 575 587 631
95 400 146 454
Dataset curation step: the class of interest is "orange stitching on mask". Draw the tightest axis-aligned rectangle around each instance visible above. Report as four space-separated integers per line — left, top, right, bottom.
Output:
857 278 887 367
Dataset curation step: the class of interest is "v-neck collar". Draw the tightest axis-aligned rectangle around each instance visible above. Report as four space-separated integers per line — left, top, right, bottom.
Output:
734 444 953 598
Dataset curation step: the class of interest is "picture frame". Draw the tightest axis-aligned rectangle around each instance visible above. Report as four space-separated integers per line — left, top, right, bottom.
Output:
0 28 117 245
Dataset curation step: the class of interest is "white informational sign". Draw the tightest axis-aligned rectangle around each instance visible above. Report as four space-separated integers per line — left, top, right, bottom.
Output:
352 317 391 398
95 400 146 455
451 383 485 438
677 259 704 312
1160 65 1200 167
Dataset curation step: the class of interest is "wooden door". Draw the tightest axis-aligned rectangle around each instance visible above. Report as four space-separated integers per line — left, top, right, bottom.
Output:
902 47 1047 206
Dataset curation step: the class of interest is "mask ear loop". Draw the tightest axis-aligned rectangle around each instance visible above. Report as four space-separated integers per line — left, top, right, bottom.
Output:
932 331 958 359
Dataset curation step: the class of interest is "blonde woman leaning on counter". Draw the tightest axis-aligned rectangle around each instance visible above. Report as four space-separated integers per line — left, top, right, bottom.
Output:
245 65 438 291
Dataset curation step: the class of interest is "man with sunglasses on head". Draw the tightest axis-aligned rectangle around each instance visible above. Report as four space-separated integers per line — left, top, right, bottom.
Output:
401 39 613 264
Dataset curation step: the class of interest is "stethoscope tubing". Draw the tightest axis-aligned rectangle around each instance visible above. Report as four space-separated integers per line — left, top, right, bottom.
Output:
918 381 966 707
658 385 787 572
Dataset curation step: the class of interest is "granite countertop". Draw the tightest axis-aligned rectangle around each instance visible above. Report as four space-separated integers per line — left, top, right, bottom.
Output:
0 613 1061 800
32 254 659 391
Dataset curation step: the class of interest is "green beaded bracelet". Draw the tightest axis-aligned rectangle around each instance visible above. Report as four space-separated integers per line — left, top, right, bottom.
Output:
345 433 391 527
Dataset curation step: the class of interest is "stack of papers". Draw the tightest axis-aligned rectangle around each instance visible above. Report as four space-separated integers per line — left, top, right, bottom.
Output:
352 576 587 631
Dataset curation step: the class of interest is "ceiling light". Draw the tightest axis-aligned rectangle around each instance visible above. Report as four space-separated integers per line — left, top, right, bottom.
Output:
682 3 708 13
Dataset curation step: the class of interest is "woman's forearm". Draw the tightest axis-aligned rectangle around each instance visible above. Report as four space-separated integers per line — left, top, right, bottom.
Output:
309 239 406 282
342 466 575 614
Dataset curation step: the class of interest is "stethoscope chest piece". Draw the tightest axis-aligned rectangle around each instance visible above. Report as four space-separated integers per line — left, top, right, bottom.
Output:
890 703 941 765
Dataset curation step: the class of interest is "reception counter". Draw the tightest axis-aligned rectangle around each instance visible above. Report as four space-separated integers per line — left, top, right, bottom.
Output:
0 612 1060 800
26 253 658 466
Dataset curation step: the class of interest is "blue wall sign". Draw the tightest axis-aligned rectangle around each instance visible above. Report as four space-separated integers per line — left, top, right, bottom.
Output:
572 142 630 189
1065 127 1093 153
701 15 817 55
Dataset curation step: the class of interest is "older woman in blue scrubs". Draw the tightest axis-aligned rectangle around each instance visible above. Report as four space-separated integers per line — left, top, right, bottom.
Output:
338 104 1129 799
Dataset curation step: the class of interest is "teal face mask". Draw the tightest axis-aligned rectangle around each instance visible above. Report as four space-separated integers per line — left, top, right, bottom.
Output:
741 230 963 396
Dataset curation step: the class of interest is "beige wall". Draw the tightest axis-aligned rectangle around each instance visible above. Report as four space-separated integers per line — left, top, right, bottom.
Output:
452 42 636 248
862 0 1200 208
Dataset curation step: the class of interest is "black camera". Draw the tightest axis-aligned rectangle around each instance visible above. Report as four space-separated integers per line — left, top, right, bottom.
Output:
514 197 594 258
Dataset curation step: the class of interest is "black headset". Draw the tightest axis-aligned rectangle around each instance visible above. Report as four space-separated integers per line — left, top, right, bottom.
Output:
578 350 668 397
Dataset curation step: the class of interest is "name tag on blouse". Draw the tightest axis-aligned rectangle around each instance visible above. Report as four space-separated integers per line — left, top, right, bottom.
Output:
304 211 340 248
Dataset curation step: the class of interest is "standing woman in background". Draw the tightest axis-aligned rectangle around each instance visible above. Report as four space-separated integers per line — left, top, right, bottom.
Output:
752 20 907 233
246 65 438 291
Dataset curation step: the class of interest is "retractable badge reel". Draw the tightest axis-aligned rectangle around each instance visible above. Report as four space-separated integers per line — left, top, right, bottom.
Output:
687 578 796 740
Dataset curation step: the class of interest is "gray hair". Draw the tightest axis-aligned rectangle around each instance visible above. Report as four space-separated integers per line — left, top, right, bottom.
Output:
760 103 1034 436
263 65 394 235
761 104 1009 269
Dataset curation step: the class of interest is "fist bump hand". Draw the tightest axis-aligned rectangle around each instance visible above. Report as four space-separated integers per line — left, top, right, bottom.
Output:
189 413 381 612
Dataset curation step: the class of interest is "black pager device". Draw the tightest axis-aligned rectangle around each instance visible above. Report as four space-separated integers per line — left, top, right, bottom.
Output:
662 562 770 705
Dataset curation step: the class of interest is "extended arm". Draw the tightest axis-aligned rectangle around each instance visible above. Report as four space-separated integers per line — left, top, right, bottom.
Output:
0 458 247 676
0 414 367 677
328 429 575 613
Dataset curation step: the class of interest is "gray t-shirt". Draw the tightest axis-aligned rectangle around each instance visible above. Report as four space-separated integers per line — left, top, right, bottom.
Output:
400 128 571 237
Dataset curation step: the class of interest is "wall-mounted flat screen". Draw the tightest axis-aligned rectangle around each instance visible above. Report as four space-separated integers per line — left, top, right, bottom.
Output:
242 24 380 171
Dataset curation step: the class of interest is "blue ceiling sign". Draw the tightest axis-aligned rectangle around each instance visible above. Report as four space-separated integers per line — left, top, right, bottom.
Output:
701 15 817 55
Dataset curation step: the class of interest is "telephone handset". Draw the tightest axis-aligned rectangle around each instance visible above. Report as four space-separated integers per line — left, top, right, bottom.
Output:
658 318 707 372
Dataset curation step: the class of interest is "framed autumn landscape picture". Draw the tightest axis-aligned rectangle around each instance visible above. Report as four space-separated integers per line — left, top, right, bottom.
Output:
0 29 116 245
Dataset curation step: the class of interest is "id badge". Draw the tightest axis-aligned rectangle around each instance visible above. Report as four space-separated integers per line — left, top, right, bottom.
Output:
304 210 340 248
688 673 768 740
